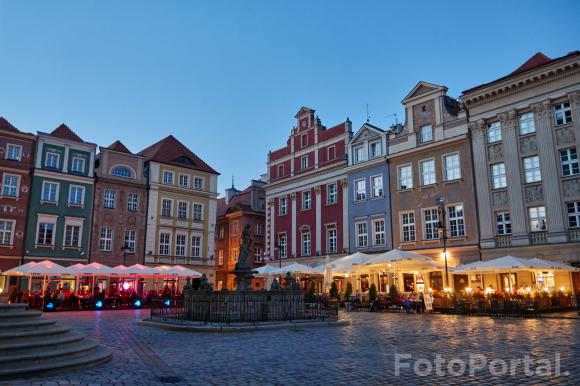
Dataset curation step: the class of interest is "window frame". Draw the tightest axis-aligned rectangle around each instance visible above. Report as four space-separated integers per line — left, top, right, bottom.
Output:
354 179 366 202
554 102 572 126
523 156 542 183
41 181 59 202
420 124 433 143
191 235 202 257
560 148 579 177
279 196 288 215
6 144 22 161
177 201 188 219
127 193 138 212
355 221 368 248
491 163 507 189
398 164 413 190
326 226 337 253
45 151 60 169
327 183 337 204
420 159 436 186
370 174 383 198
161 198 173 217
158 232 171 256
99 226 113 251
528 206 547 232
447 204 466 238
519 112 536 135
192 203 203 221
175 233 187 257
372 218 385 246
443 153 461 181
301 229 311 256
103 189 117 209
423 208 439 241
162 170 174 185
70 156 85 173
124 229 136 253
567 201 580 229
496 211 512 235
301 190 311 210
400 211 416 243
1 173 20 197
0 219 15 245
68 185 85 206
487 121 502 143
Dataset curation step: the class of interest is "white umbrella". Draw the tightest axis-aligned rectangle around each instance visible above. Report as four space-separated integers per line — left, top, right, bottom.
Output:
452 255 533 273
329 252 370 267
157 265 202 277
272 262 320 275
526 258 579 271
254 265 279 276
3 261 38 276
124 264 164 277
365 249 432 265
66 262 120 276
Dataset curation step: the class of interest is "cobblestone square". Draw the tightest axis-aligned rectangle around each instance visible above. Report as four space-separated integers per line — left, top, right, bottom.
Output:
5 310 579 385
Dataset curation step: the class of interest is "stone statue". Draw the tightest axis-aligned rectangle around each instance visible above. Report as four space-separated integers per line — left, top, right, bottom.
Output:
232 224 257 292
198 274 214 291
270 278 280 291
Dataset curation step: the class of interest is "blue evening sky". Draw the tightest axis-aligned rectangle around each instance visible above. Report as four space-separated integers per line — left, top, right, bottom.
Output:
1 1 579 195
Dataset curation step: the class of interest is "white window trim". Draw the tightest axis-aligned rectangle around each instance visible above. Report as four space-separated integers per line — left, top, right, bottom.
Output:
354 178 366 202
400 211 416 243
422 207 439 241
398 164 413 190
190 233 203 257
193 176 204 191
103 189 117 209
62 217 84 248
353 145 365 164
110 164 136 179
442 152 461 181
177 200 189 219
70 156 86 173
2 173 20 198
158 230 172 256
370 174 384 199
446 203 466 238
124 229 137 253
45 151 60 168
355 221 368 248
279 196 288 215
326 183 338 204
326 225 337 253
127 192 139 212
372 218 385 246
369 140 382 159
162 170 175 185
301 190 311 210
41 181 60 203
174 232 188 257
491 163 507 189
36 214 58 247
300 155 308 170
161 198 174 217
192 202 204 221
419 158 436 186
68 185 85 206
278 232 288 258
178 173 190 188
5 143 22 161
0 219 16 246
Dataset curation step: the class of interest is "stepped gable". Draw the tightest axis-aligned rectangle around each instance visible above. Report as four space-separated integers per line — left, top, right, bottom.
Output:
139 134 219 175
0 117 20 132
49 124 85 143
0 303 111 377
106 140 132 154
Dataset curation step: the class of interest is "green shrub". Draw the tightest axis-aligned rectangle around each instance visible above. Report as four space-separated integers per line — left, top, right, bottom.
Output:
388 284 399 302
330 281 340 300
369 283 378 302
344 281 353 300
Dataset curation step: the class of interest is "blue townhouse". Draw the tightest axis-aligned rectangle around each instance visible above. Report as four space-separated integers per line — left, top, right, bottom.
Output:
346 123 392 254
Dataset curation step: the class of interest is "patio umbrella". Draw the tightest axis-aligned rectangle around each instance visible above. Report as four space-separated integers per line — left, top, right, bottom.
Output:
66 262 121 293
526 258 579 271
124 264 164 277
254 264 279 276
156 265 202 277
365 249 432 265
8 260 69 296
329 252 370 267
272 262 320 276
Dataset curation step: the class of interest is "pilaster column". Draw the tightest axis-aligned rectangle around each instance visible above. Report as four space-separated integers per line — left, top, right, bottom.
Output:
531 100 566 242
62 145 70 173
567 91 580 151
469 120 495 248
268 198 275 257
498 111 529 245
340 179 349 253
291 192 297 257
315 186 322 254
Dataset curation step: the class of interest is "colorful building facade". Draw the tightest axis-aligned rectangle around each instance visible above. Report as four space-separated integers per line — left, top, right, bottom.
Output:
346 123 392 255
24 125 96 265
90 141 148 267
141 135 219 283
215 179 266 290
265 107 352 267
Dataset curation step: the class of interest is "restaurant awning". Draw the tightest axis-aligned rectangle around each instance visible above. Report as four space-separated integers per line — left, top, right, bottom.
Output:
3 260 69 277
254 265 279 276
66 262 121 276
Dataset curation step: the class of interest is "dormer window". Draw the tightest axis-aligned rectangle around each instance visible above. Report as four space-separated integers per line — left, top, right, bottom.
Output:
420 125 433 143
369 141 381 158
111 166 134 179
353 146 364 163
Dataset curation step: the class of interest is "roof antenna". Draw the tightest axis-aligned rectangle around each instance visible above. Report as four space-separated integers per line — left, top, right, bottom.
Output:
366 104 370 123
231 174 235 189
386 113 398 125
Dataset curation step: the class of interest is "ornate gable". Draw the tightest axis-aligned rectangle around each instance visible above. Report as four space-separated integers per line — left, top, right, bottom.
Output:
402 81 447 104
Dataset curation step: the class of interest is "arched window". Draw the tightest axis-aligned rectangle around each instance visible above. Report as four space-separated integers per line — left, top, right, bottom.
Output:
111 166 134 179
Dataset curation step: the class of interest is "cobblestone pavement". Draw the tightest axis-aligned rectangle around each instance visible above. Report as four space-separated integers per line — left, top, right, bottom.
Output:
5 310 579 385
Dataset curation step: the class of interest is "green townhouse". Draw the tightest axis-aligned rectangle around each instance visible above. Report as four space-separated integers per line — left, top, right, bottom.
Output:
24 124 96 265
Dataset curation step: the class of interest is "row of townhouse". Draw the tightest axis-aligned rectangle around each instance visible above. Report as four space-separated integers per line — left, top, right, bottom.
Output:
0 123 219 292
264 51 580 284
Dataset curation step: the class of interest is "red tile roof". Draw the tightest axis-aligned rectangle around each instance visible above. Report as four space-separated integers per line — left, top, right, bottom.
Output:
217 188 253 218
106 140 132 154
49 124 85 143
462 50 580 95
0 117 20 132
139 135 218 174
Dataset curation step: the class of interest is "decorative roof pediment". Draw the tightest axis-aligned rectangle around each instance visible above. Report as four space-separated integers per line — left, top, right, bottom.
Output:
402 81 447 104
351 123 384 144
294 106 315 118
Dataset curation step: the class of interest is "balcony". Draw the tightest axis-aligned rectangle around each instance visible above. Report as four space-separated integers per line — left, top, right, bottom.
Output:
529 231 548 245
494 235 512 247
145 255 214 267
568 228 580 242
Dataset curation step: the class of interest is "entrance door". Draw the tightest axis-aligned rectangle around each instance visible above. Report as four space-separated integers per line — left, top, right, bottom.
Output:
453 275 469 292
403 274 415 292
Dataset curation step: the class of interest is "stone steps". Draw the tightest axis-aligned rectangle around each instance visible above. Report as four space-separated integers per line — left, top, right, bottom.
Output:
0 303 112 377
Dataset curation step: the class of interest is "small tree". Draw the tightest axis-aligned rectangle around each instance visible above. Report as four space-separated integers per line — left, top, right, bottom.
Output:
330 281 340 300
305 282 316 303
388 284 399 303
368 283 378 303
344 281 353 300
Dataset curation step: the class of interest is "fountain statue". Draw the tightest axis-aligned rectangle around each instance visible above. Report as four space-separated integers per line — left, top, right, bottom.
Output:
232 224 257 291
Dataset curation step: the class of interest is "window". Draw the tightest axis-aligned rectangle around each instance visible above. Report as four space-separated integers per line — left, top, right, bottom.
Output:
64 224 80 247
301 133 308 148
232 248 239 263
279 197 287 215
161 199 172 217
111 166 133 178
192 203 203 220
373 219 385 246
255 223 263 236
554 102 572 126
278 234 287 258
567 202 580 228
398 165 413 190
302 190 311 210
159 233 171 255
163 171 174 185
127 193 138 212
191 236 201 257
0 221 13 245
523 156 541 183
2 174 19 197
219 226 224 239
301 155 308 170
356 222 368 248
37 223 54 245
6 144 21 161
327 183 337 204
124 230 136 253
70 157 85 173
301 231 311 256
218 250 224 265
254 247 262 261
423 209 439 240
179 174 189 188
496 212 512 235
45 152 60 168
327 146 336 161
354 179 366 201
560 148 579 177
175 234 186 256
528 206 546 232
487 122 501 143
177 202 188 219
371 175 383 198
277 164 284 178
491 163 507 189
369 141 381 158
444 154 461 180
420 160 436 185
401 212 416 242
68 185 84 206
353 146 364 163
519 112 535 135
420 125 433 143
99 227 113 251
104 190 116 209
41 181 59 202
233 221 240 235
448 204 465 238
327 227 337 253
194 177 204 190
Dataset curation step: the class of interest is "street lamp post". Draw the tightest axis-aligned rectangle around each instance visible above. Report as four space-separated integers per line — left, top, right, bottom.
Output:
436 197 449 290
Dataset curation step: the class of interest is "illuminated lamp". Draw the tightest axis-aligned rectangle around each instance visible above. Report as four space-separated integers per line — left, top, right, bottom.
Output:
45 302 54 310
95 300 103 309
122 282 130 290
133 299 142 308
164 299 171 307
